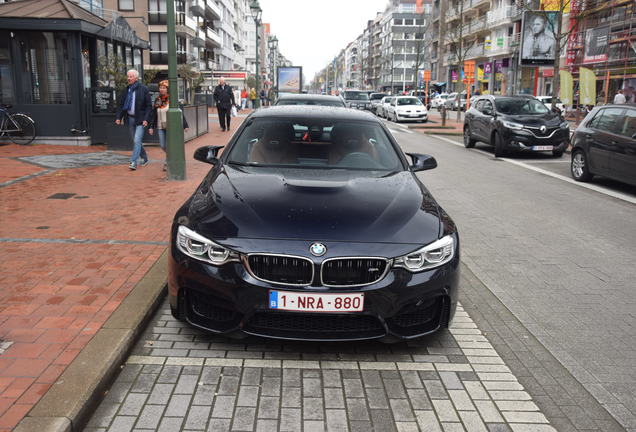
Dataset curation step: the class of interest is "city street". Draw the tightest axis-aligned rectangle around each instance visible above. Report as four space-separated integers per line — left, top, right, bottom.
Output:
84 126 635 432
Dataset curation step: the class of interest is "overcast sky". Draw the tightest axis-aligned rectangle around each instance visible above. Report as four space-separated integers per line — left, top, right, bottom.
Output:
258 0 389 81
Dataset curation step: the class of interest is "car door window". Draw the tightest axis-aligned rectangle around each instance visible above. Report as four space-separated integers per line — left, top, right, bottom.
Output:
589 108 624 134
618 109 636 140
474 100 484 111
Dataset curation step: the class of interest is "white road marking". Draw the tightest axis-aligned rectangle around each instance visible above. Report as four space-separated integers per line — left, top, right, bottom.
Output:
431 135 636 205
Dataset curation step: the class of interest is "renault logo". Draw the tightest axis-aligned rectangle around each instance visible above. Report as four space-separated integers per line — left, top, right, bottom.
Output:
540 125 547 133
309 243 326 257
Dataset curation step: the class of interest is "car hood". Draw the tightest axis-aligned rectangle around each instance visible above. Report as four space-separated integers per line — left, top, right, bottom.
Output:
499 113 561 127
187 166 442 245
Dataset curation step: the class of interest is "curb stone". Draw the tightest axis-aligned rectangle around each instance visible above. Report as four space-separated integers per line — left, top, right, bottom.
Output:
14 249 169 432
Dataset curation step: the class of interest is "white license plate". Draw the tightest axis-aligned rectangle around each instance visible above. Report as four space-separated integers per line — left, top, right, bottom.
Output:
533 145 553 151
269 291 364 312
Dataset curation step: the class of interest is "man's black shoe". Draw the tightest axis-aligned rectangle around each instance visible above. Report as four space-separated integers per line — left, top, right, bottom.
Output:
221 127 226 131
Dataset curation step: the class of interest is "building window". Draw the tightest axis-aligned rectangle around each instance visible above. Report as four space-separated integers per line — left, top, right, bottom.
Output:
148 0 167 24
0 31 14 104
19 32 71 104
150 32 168 64
394 18 403 25
118 0 134 11
404 19 414 25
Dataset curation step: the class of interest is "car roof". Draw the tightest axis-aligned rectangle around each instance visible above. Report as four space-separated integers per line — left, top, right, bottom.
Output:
249 105 381 122
276 94 343 102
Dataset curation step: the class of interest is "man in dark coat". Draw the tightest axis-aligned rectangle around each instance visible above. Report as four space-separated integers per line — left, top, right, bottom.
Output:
213 77 236 131
115 69 152 170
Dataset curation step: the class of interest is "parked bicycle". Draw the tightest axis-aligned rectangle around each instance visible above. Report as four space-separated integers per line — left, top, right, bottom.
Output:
0 104 36 145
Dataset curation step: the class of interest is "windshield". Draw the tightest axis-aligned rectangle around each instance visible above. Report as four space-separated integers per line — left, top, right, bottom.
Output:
397 98 423 106
344 91 370 101
226 118 403 171
495 98 550 115
276 100 345 107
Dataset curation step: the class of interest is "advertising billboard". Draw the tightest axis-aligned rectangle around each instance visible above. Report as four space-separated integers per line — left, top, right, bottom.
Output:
520 11 558 66
583 26 610 64
277 66 302 93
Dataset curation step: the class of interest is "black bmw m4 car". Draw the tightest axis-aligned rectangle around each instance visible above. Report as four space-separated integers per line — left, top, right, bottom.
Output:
169 106 460 342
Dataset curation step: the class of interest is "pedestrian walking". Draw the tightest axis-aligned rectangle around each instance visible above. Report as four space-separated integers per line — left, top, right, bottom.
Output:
148 80 189 171
249 87 257 108
115 69 152 171
240 88 248 110
259 89 267 107
613 89 626 104
213 77 235 131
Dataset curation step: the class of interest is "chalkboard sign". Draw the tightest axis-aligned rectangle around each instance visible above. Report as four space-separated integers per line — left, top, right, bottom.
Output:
92 88 116 113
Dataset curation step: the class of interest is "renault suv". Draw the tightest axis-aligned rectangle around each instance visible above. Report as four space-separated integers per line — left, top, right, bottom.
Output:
463 95 570 157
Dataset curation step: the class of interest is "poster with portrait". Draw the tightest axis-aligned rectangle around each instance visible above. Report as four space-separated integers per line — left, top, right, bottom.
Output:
583 26 610 64
277 67 302 93
520 11 559 66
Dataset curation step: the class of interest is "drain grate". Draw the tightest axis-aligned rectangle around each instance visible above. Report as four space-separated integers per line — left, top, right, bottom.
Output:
47 193 76 200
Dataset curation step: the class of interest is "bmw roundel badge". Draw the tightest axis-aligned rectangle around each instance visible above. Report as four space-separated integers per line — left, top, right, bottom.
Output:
309 242 327 257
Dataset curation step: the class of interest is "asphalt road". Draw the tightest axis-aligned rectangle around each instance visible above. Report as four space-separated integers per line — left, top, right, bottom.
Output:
387 122 636 429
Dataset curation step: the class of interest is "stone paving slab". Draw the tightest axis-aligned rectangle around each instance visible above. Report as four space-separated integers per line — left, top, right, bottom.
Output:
85 296 563 432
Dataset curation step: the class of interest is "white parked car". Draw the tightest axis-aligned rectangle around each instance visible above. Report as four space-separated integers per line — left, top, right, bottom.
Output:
376 96 395 118
386 96 428 123
536 96 565 112
431 93 449 109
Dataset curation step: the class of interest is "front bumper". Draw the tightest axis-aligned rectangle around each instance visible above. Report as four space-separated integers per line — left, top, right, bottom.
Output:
396 113 428 122
168 242 459 342
503 128 569 152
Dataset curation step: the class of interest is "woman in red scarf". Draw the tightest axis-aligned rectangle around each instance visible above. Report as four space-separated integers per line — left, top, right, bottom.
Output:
149 80 189 170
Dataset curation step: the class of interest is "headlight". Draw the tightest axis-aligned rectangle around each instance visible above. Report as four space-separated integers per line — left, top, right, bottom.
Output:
176 225 238 265
560 122 569 129
502 120 524 130
394 235 455 272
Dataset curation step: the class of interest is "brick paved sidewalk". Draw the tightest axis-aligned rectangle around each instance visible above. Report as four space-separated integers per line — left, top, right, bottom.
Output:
0 120 239 430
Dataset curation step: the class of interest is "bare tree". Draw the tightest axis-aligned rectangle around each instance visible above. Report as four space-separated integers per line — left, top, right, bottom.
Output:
412 14 434 99
443 0 477 121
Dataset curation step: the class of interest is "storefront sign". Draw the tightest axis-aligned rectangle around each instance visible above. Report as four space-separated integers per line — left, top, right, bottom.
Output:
212 71 247 79
97 16 148 48
451 70 459 83
92 88 115 113
583 26 610 64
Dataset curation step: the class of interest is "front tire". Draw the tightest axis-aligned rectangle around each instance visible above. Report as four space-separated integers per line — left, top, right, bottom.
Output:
464 126 476 148
571 149 593 182
493 132 506 157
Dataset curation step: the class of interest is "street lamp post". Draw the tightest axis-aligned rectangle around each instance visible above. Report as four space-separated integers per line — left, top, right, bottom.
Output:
250 0 262 108
166 0 185 179
268 36 278 97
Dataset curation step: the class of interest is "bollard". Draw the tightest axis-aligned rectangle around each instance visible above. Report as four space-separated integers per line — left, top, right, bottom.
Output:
441 105 446 127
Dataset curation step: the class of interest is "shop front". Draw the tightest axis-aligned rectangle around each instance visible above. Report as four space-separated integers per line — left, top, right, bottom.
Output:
0 0 148 145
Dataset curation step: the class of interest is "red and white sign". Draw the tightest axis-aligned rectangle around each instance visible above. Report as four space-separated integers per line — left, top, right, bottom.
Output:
212 71 247 79
269 291 364 312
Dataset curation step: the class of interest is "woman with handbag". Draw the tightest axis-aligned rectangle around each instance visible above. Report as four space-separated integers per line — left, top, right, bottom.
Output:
148 80 189 171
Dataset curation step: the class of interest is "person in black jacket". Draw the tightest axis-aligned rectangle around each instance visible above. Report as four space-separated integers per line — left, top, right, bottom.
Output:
115 69 153 170
213 77 235 131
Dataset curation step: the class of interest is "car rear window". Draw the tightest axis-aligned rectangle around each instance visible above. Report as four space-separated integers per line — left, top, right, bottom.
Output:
344 91 369 101
370 93 387 100
276 100 345 107
226 118 403 172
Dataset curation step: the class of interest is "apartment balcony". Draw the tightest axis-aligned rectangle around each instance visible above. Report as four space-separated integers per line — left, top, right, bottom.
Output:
509 32 521 48
465 43 486 59
487 5 521 27
463 16 488 36
205 26 222 48
190 0 205 18
205 0 221 20
487 36 512 56
176 12 197 38
191 27 206 48
150 50 190 65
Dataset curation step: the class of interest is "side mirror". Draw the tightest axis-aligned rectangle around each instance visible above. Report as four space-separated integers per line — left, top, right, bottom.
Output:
193 145 224 164
483 107 493 116
406 153 437 172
